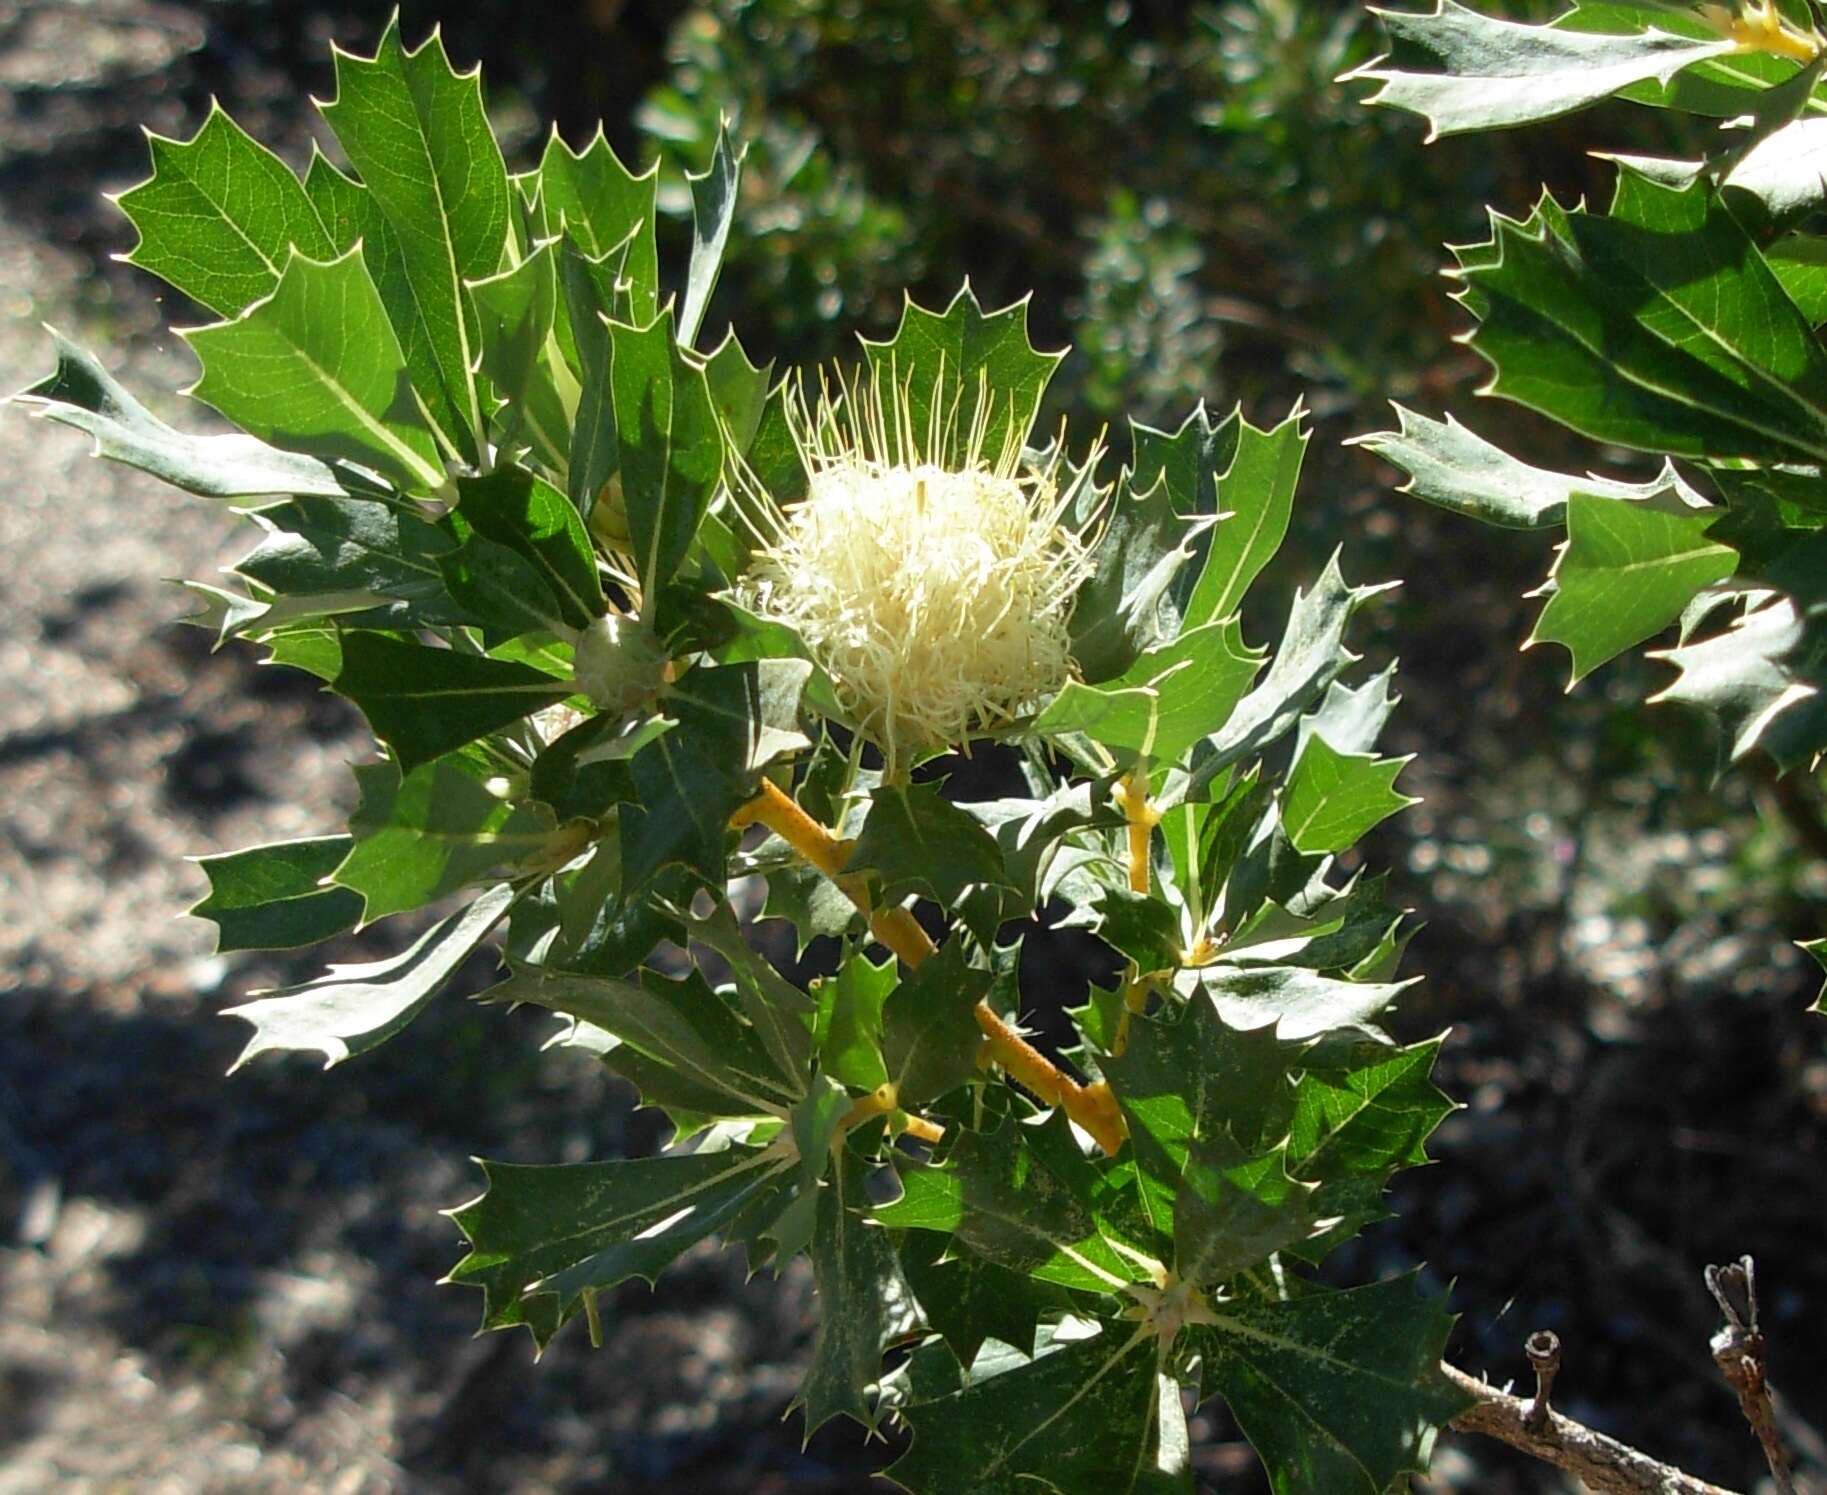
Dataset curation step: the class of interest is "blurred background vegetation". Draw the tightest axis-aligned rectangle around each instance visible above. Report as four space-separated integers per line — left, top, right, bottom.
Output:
4 0 1824 1490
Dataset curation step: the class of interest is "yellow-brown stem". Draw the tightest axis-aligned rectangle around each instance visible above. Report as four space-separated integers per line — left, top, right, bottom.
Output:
1116 771 1157 895
733 780 1125 1155
733 780 937 965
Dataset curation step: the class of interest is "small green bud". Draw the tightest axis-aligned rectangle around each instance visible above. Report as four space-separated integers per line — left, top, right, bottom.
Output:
573 612 667 714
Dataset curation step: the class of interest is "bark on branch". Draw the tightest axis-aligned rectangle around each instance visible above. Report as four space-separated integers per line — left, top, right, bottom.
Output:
1443 1361 1743 1495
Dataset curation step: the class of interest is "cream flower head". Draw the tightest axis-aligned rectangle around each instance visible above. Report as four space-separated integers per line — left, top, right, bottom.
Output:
730 363 1102 776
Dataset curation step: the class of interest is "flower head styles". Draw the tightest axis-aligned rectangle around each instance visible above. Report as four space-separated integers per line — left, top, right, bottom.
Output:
731 362 1101 775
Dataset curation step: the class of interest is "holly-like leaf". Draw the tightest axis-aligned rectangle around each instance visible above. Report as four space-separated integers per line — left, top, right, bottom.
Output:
1035 618 1264 769
848 782 1019 943
817 950 896 1092
304 149 471 461
1348 2 1735 140
1530 492 1738 683
114 101 337 319
1457 171 1827 466
608 308 723 606
485 964 803 1117
686 899 814 1088
799 1147 914 1433
1281 734 1416 855
1294 669 1402 761
451 467 606 628
862 283 1064 471
1285 1037 1454 1261
678 121 743 350
235 495 453 615
319 17 511 450
1189 1274 1466 1495
1108 999 1300 1188
882 940 992 1108
1182 407 1306 628
1650 589 1827 771
333 751 559 924
189 836 363 952
15 332 351 500
181 247 447 494
876 1121 1150 1292
224 881 512 1069
1194 968 1412 1044
468 239 571 469
1181 552 1387 802
557 235 623 513
1070 465 1207 685
889 1323 1187 1495
1175 1141 1319 1287
897 1232 1066 1366
536 127 660 323
1352 405 1705 530
332 631 570 774
447 1141 795 1348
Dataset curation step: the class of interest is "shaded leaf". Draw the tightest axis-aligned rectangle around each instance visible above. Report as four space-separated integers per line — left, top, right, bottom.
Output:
224 882 512 1069
189 836 363 952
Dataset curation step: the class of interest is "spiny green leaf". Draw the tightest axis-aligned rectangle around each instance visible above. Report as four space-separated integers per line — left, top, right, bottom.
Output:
1071 464 1206 685
882 940 992 1108
468 238 572 469
849 782 1020 944
1194 967 1412 1044
889 1323 1187 1495
224 882 512 1069
800 1147 914 1433
332 631 570 775
897 1232 1066 1366
1182 406 1306 628
333 751 559 924
862 283 1065 471
15 332 350 499
1190 1274 1466 1495
1458 172 1827 466
817 950 896 1092
1036 618 1264 769
1180 552 1387 803
320 17 511 449
1650 590 1827 771
679 121 743 350
1281 734 1416 855
189 836 363 952
1352 405 1704 530
1175 1141 1319 1287
1801 937 1827 1016
608 307 723 606
536 127 660 322
686 899 814 1088
557 234 623 513
1530 492 1738 683
447 1142 793 1348
115 101 336 318
451 467 606 628
235 495 453 614
1108 998 1300 1189
1348 2 1734 139
182 247 446 494
304 148 471 461
876 1120 1151 1292
484 964 801 1117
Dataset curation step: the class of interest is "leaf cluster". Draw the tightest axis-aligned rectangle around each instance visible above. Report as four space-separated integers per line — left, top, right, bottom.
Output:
13 17 1466 1489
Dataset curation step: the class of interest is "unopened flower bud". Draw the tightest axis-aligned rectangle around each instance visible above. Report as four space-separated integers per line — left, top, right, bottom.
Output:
573 612 667 714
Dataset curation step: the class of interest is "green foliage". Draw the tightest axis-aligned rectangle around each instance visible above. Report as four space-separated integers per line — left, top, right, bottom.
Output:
12 18 1470 1491
1356 0 1827 796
